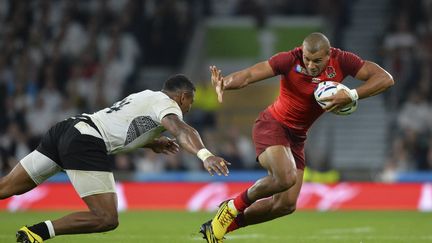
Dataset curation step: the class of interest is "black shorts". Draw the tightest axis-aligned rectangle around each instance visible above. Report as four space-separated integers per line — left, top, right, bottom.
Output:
36 117 112 172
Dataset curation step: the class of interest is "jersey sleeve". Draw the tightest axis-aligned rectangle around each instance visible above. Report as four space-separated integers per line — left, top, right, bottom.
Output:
152 98 183 122
338 50 365 77
268 51 297 75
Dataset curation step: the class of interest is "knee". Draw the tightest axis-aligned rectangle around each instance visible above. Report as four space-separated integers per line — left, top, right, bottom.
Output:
93 213 119 232
274 203 297 216
273 171 297 192
101 215 119 231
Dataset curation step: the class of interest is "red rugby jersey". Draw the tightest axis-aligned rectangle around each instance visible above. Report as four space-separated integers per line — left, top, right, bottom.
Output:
267 47 364 134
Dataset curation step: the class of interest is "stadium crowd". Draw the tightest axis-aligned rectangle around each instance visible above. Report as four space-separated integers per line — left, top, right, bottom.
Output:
0 0 200 174
380 0 432 181
0 0 429 180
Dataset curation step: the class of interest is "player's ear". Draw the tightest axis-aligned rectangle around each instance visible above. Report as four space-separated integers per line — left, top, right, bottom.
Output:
174 90 185 105
180 91 192 102
177 92 185 105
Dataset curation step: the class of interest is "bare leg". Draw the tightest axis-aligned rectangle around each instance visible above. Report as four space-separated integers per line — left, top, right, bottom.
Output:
243 169 303 225
53 192 119 235
230 145 304 227
0 163 37 199
247 145 298 201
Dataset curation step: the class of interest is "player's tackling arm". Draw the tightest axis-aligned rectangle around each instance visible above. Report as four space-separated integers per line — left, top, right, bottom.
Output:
354 61 394 99
210 61 275 102
161 114 230 176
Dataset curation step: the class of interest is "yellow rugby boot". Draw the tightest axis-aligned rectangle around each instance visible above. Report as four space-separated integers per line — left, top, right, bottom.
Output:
16 226 44 243
211 200 238 239
199 220 223 243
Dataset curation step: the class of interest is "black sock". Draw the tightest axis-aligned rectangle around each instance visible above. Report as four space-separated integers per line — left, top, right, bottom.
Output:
28 222 50 240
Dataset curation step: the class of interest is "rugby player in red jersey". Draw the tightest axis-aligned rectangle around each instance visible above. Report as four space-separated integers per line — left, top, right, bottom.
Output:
200 32 394 242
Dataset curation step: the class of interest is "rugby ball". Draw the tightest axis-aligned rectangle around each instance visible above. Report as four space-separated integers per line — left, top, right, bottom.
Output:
314 81 358 115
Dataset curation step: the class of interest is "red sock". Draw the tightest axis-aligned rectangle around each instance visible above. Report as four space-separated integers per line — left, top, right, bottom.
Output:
227 213 246 233
233 189 252 212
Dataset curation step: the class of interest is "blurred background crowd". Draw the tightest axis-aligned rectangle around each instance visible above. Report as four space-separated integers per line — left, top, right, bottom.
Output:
0 0 431 182
380 0 432 180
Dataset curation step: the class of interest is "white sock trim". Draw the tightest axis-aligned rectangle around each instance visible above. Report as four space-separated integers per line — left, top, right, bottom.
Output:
44 220 55 238
228 199 238 214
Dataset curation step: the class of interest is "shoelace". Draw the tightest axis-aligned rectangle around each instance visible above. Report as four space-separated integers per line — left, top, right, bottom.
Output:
218 207 235 228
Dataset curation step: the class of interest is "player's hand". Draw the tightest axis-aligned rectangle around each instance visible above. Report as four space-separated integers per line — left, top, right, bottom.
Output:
319 89 352 112
149 136 179 154
203 156 231 176
210 65 225 103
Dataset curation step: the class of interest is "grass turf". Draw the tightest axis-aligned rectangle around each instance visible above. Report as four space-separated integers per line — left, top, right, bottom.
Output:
0 210 431 242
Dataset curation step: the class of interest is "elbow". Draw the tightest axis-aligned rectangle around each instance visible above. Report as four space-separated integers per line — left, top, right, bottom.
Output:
376 72 394 91
385 75 395 89
386 71 395 87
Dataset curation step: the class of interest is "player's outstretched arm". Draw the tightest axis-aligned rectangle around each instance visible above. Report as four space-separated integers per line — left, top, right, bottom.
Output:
161 114 230 176
354 61 394 99
210 61 275 103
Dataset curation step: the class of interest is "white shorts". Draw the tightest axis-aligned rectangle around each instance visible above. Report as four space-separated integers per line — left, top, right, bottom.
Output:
20 150 116 198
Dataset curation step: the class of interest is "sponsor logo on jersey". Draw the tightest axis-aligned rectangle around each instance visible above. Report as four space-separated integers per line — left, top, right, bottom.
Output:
311 77 321 83
295 64 309 75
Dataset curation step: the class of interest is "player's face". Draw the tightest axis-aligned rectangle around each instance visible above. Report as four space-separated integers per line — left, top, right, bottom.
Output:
302 48 330 76
179 91 195 114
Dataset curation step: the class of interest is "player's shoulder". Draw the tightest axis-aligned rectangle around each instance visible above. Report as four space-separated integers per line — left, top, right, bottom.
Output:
291 46 303 56
330 47 363 62
274 47 302 58
268 47 302 74
330 47 357 58
131 90 169 101
151 91 180 109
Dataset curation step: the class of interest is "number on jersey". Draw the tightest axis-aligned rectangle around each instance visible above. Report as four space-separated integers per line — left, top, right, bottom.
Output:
106 98 131 113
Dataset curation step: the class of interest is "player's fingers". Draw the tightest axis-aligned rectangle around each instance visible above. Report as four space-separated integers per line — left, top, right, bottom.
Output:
210 65 215 73
168 146 179 154
218 160 230 176
212 66 220 76
325 103 338 112
210 66 217 85
212 164 225 176
220 160 230 176
206 167 214 176
319 96 332 102
170 141 179 149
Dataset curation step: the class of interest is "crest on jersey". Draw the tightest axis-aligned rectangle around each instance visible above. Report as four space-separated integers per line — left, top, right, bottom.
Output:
326 66 336 78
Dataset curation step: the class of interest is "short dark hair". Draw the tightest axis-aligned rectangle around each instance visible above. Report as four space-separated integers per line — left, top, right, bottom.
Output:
303 32 330 54
162 74 196 93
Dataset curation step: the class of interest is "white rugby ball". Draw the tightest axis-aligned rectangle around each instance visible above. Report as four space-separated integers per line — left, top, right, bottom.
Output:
314 81 358 115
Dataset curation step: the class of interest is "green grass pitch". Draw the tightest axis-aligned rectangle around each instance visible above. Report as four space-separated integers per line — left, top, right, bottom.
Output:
0 210 431 242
